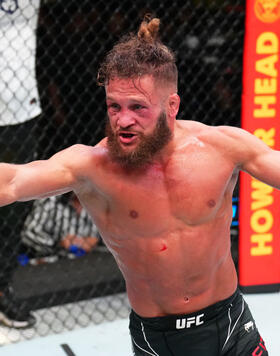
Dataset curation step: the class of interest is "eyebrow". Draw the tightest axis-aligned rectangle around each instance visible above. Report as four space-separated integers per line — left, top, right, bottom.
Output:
106 96 115 101
106 96 148 105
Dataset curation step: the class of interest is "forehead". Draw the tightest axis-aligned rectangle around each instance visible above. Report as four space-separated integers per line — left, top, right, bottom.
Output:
105 75 160 103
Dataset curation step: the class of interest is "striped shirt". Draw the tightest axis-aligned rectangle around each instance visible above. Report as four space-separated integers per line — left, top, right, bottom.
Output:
21 196 99 254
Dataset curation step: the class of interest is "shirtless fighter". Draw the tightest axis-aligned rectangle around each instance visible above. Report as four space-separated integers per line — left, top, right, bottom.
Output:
0 17 271 355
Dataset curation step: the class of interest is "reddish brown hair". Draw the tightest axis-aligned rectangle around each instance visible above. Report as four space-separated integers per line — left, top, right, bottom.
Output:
97 15 178 89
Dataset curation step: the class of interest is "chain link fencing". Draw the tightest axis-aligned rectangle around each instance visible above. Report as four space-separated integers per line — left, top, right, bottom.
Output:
0 0 244 343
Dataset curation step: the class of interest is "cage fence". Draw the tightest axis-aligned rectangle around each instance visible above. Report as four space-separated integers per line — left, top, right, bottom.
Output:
0 0 244 344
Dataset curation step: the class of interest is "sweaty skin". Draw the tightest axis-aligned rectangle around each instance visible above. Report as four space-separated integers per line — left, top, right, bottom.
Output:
1 75 279 318
76 122 239 317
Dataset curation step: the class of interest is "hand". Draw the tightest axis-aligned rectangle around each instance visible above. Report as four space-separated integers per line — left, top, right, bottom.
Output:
60 235 99 252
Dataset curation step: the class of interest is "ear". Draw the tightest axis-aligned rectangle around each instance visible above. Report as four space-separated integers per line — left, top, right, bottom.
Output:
167 93 180 119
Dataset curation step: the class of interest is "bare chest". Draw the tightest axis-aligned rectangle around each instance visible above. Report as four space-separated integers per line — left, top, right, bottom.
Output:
84 151 236 238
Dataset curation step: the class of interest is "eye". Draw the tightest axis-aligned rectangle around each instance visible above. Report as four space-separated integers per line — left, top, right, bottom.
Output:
131 104 145 111
108 103 120 111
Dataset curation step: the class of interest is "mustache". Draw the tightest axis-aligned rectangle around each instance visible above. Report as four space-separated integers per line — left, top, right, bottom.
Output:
105 111 172 169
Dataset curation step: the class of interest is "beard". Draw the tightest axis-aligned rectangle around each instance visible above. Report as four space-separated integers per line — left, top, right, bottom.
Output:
105 111 172 169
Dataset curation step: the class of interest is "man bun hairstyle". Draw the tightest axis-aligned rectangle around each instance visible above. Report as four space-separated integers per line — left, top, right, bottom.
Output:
97 15 178 89
137 15 160 43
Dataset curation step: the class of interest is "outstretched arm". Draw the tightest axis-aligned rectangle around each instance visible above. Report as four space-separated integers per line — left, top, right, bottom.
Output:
0 144 89 207
216 126 280 189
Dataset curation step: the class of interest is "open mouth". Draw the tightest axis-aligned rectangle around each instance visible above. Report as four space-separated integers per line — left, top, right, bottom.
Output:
119 132 137 144
120 133 135 138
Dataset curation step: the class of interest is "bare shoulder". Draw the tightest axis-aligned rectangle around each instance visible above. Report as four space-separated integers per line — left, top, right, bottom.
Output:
179 121 247 139
179 121 259 147
203 125 269 157
205 125 269 152
177 121 270 165
176 120 222 145
200 124 248 144
177 120 208 132
50 142 108 164
48 142 110 179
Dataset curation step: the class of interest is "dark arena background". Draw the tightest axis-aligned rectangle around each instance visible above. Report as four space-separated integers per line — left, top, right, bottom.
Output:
0 0 244 344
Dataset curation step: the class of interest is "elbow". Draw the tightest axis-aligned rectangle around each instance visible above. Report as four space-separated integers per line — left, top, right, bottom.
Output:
0 165 21 206
1 180 19 206
0 191 17 207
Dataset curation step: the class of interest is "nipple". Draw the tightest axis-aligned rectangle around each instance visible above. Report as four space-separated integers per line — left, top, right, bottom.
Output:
207 199 216 208
129 210 139 219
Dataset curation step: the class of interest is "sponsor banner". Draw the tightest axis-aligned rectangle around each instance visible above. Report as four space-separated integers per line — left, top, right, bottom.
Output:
239 0 280 288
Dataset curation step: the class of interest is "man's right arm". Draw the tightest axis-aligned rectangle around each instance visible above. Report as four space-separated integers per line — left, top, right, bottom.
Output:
0 144 89 207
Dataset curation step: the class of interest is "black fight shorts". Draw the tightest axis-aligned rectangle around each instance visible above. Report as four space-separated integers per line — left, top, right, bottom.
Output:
129 289 268 356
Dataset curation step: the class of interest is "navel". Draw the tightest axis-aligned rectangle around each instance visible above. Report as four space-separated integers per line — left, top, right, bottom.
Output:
129 210 139 219
184 296 190 303
207 199 216 208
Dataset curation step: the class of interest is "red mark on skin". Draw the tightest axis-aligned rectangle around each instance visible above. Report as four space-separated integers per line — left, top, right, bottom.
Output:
184 296 190 303
160 243 167 252
207 199 216 208
129 210 139 219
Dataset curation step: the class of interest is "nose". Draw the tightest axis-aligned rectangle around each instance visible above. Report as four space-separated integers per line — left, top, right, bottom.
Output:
117 110 136 128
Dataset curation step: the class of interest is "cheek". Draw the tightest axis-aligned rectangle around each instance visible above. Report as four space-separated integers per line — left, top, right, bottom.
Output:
107 114 117 128
143 122 158 136
139 118 152 130
140 112 158 128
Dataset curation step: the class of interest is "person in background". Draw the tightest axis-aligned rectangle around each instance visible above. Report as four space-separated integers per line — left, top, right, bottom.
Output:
0 0 41 328
21 193 100 260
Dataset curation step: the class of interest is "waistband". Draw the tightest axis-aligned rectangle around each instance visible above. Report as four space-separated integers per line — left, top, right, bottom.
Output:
131 288 241 331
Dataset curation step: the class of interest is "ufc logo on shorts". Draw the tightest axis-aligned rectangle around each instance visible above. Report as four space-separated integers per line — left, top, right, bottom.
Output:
176 313 204 329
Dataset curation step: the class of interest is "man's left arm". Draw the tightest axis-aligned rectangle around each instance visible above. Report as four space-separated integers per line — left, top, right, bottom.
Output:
217 126 280 190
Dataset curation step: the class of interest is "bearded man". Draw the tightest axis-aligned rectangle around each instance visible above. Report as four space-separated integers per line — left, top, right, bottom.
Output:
0 16 272 355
